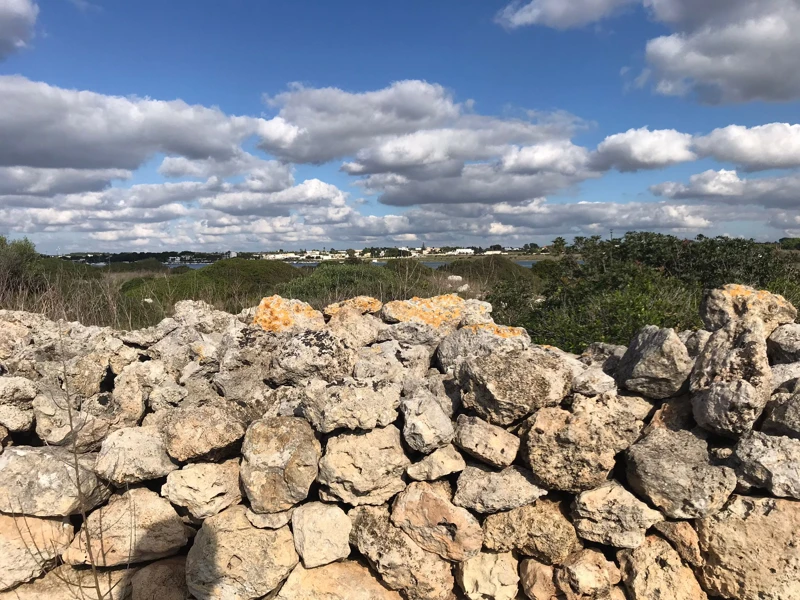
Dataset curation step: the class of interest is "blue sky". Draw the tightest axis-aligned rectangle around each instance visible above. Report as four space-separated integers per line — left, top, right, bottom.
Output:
2 0 800 252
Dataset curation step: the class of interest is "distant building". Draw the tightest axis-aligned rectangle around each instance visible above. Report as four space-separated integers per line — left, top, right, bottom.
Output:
454 248 475 255
224 251 238 259
484 250 502 255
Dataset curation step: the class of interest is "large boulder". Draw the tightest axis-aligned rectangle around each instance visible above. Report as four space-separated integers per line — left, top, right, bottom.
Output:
0 446 110 516
696 495 800 600
436 323 530 374
186 505 299 600
301 378 402 433
325 306 387 348
456 346 571 425
626 428 737 519
349 505 455 600
482 499 581 565
291 502 352 569
382 294 485 331
400 388 455 454
252 295 325 333
63 488 189 567
275 560 403 600
391 481 482 562
241 416 321 513
454 415 519 468
733 431 800 499
318 425 409 506
161 458 242 520
571 480 663 549
94 426 178 485
618 535 707 600
268 330 356 386
0 376 37 432
700 284 796 334
453 464 546 514
0 513 74 591
160 400 247 462
407 444 466 481
456 551 519 600
616 326 692 400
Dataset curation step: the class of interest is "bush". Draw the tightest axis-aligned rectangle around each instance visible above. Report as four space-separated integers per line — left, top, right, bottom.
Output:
104 258 169 274
440 255 534 286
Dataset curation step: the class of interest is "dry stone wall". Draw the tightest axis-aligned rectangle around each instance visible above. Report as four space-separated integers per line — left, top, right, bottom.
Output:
0 288 799 599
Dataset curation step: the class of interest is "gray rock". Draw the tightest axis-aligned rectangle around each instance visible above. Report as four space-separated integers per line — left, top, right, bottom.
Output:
114 359 186 413
771 362 800 392
246 506 295 529
572 367 617 396
701 284 796 335
454 414 519 468
161 458 242 520
626 428 737 519
291 502 352 568
572 480 663 549
268 330 356 386
161 400 247 462
318 425 410 506
692 380 767 439
400 388 455 454
301 378 402 433
734 431 800 498
616 326 692 399
186 505 298 600
768 322 800 364
241 416 321 513
762 391 800 438
0 513 74 591
325 306 387 348
457 347 572 426
436 324 530 373
453 464 546 514
0 376 37 432
0 446 110 516
407 444 466 481
95 426 178 485
580 342 627 376
456 551 519 600
679 329 712 358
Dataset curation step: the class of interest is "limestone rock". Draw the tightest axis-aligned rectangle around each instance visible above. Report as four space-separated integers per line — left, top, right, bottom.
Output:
401 388 455 453
436 323 530 373
519 559 558 600
762 391 800 438
0 446 110 516
391 481 482 561
407 444 466 481
301 378 401 433
0 376 37 432
241 416 321 513
161 458 241 520
679 329 712 358
161 400 247 462
0 564 136 600
692 380 767 439
0 513 74 591
454 414 519 468
768 322 800 364
771 362 800 392
572 367 616 396
276 560 403 600
701 284 796 334
382 294 475 331
696 495 800 600
618 536 707 600
626 427 737 519
572 480 663 549
616 326 692 399
115 359 186 413
95 426 178 485
523 393 647 493
457 347 572 426
653 521 703 567
247 507 294 529
580 342 627 376
291 502 352 568
318 425 409 506
456 551 519 600
252 295 325 333
555 549 621 600
733 431 800 498
268 330 356 386
63 488 188 567
353 341 407 383
324 296 383 317
454 464 546 514
132 557 187 600
326 307 387 348
349 504 455 600
483 499 581 565
186 505 299 600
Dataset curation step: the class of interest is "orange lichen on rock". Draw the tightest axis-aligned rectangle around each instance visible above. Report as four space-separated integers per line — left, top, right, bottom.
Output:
382 294 468 329
461 323 527 339
323 296 383 318
252 296 325 333
702 284 797 334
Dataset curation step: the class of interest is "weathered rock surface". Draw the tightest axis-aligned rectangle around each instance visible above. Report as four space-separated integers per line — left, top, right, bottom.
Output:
733 431 800 498
349 505 455 600
483 500 581 565
161 458 242 520
696 495 800 600
679 329 712 358
456 551 519 600
318 425 410 505
252 295 325 333
572 367 617 396
247 506 294 529
555 549 621 600
454 414 519 468
268 330 356 386
132 557 187 600
572 480 663 549
616 326 692 399
186 505 299 600
626 427 737 518
618 535 707 600
241 416 321 513
276 560 403 600
391 481 482 561
301 378 402 433
324 296 383 317
768 322 800 363
63 488 189 567
762 390 800 438
653 521 703 567
519 559 558 600
382 294 484 331
580 342 627 375
0 446 110 516
291 502 352 568
457 347 571 425
407 444 466 481
436 323 530 373
325 306 387 348
95 426 178 485
401 388 455 453
701 284 796 334
454 464 546 513
0 564 137 600
161 400 247 462
0 513 74 591
0 376 37 432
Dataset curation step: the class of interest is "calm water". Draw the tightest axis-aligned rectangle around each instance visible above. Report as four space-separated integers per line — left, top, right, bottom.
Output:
167 259 539 270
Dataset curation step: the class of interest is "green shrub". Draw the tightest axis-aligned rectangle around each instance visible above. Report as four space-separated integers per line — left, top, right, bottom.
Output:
104 258 169 274
440 255 534 286
277 263 410 307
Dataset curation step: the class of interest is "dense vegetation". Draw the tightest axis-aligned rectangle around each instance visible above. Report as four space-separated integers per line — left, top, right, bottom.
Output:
2 233 799 352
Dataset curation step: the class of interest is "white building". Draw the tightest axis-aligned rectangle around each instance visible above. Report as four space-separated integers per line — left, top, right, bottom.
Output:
454 248 475 255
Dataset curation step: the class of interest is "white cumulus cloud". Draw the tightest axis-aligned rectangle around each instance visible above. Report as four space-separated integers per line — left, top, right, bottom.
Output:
0 0 37 60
